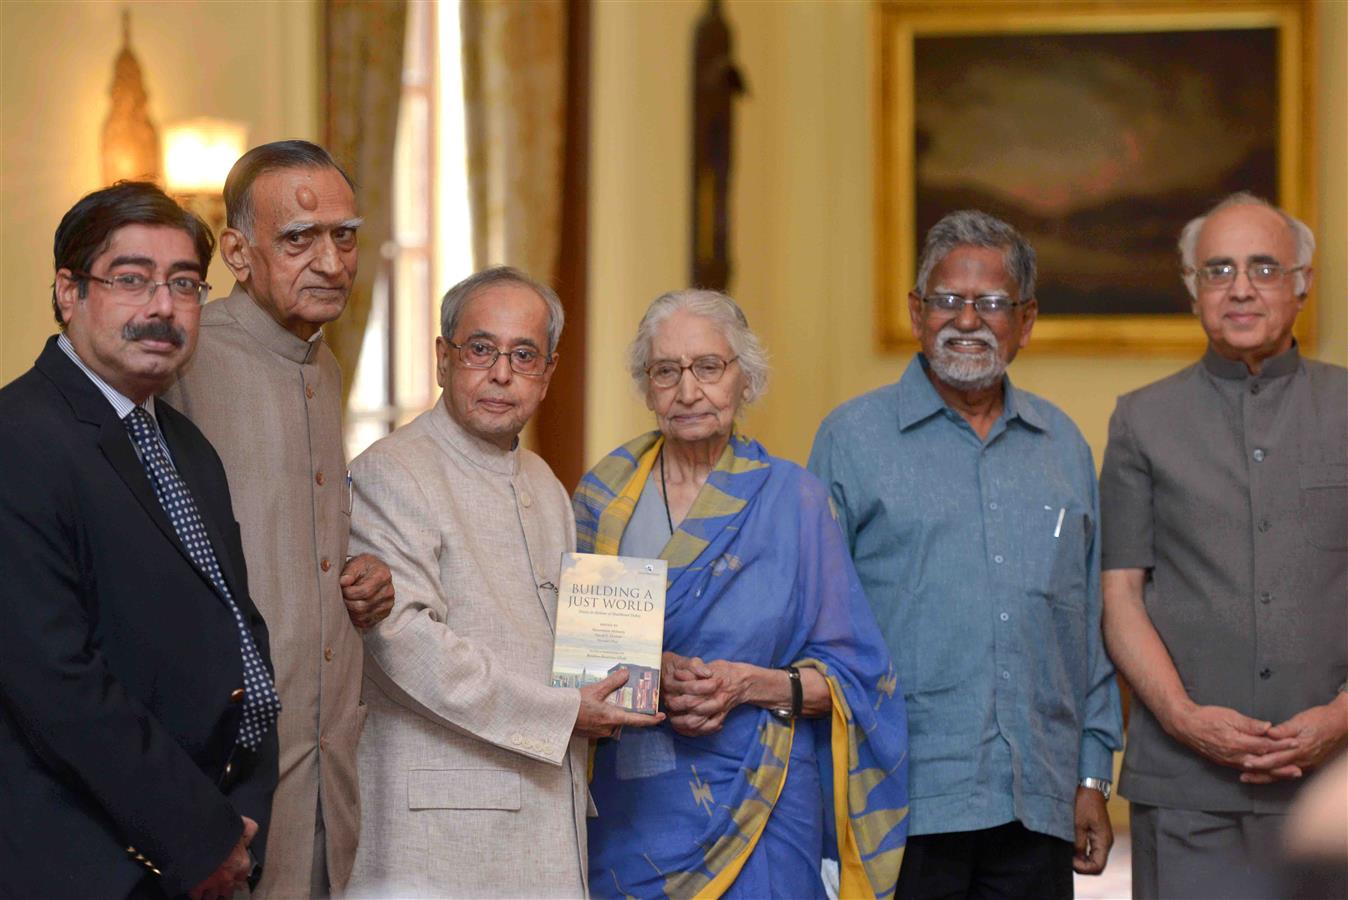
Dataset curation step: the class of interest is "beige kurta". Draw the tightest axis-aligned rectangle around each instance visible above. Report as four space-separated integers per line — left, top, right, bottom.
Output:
346 400 588 899
161 286 363 897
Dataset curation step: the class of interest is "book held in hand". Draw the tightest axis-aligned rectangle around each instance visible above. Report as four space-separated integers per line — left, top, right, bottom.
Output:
550 552 667 714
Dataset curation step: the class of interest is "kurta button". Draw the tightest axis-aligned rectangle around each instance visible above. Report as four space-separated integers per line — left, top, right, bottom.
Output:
1250 383 1261 395
511 732 523 746
305 384 315 399
993 555 1004 564
999 612 1009 622
1258 519 1271 533
229 687 245 704
321 558 331 572
521 493 532 508
324 647 334 661
1260 591 1272 604
1253 448 1266 462
1260 668 1272 680
316 471 325 486
223 761 233 777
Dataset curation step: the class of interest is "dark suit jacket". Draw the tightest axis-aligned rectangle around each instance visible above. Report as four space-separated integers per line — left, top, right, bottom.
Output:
0 337 279 899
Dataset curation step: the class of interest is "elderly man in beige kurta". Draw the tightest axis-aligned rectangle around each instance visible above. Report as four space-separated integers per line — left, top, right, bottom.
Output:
345 266 659 898
164 285 365 895
347 397 589 897
163 141 393 897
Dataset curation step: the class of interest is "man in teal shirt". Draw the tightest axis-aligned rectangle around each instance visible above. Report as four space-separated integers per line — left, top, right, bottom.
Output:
809 210 1123 899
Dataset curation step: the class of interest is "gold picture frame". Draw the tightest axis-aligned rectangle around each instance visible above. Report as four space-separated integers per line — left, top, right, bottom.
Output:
874 0 1316 355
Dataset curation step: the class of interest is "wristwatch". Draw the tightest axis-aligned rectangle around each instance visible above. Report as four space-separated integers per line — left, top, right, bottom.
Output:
1079 777 1112 801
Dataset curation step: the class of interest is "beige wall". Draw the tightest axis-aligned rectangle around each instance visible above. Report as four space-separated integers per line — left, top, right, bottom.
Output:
588 0 1348 469
0 0 318 384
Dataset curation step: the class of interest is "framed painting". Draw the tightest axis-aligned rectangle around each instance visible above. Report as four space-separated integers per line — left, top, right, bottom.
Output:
874 0 1316 354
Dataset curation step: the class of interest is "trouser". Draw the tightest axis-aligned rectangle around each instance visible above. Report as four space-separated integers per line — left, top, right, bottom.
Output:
894 821 1074 900
1130 804 1284 900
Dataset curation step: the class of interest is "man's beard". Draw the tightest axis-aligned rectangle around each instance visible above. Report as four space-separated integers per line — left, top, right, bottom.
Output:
928 322 1006 391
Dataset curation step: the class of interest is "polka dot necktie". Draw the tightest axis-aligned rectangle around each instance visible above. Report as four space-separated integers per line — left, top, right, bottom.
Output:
123 406 281 750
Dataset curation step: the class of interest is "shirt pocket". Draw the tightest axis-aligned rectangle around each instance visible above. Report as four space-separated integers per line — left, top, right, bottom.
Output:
1019 501 1091 607
1299 463 1348 551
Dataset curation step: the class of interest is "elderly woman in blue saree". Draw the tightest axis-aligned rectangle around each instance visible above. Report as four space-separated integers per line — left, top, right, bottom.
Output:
574 289 909 899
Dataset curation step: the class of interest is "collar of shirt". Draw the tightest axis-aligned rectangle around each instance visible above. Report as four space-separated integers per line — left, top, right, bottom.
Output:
1201 339 1302 381
57 332 157 422
219 283 325 365
896 354 1047 434
429 396 519 476
58 332 174 464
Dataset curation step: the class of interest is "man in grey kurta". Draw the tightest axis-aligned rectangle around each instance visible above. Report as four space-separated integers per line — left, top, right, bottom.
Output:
1100 193 1348 899
162 141 394 898
346 267 660 897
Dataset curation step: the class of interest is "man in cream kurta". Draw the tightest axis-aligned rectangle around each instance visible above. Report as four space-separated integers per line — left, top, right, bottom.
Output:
163 142 394 897
346 267 660 897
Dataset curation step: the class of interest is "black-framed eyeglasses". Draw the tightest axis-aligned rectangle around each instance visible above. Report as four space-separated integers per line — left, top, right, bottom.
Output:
1186 262 1305 291
73 270 211 306
447 339 553 377
645 355 739 389
921 294 1028 318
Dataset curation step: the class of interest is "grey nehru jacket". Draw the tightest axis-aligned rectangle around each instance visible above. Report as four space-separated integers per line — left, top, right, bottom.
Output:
1100 343 1347 813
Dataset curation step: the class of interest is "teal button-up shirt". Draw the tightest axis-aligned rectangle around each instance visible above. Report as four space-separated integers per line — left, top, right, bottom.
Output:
808 355 1122 842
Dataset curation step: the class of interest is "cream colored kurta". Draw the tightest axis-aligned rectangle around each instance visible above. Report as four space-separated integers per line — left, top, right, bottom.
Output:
162 286 363 897
346 400 587 899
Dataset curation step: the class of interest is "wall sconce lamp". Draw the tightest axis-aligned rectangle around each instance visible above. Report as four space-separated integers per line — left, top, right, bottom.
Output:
164 118 248 233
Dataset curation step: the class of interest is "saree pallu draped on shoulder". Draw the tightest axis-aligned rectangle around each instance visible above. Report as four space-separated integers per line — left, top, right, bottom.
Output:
575 432 909 899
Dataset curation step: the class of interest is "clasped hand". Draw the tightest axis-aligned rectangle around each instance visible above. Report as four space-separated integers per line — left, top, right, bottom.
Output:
1172 695 1348 784
661 652 744 737
189 815 256 900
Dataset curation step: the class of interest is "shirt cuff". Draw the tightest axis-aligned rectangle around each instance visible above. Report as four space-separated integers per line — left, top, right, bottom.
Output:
1078 734 1117 782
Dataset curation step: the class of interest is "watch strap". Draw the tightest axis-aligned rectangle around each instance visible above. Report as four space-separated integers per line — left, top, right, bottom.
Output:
1079 776 1112 800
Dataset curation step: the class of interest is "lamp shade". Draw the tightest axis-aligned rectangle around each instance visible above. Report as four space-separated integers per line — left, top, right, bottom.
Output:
164 119 248 194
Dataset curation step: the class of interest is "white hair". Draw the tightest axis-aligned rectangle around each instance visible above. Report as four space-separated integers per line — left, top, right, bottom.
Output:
439 265 565 353
1178 191 1315 297
915 209 1037 300
626 289 769 404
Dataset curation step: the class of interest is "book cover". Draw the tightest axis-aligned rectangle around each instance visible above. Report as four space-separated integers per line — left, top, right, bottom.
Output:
550 552 667 714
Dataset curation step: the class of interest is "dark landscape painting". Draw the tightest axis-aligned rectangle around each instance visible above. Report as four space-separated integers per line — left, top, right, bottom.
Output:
914 29 1278 316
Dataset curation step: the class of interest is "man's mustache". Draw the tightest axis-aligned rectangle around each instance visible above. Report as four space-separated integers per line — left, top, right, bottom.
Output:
123 320 186 347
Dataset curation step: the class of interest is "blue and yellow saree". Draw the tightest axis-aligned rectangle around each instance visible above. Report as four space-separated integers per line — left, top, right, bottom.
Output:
575 432 909 899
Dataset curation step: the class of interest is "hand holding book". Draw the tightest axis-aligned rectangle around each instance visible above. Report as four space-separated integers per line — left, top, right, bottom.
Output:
574 669 666 739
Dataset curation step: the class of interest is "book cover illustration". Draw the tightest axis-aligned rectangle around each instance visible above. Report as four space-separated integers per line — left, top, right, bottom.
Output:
550 552 667 714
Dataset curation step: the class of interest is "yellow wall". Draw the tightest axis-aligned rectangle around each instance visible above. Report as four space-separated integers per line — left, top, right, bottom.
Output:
3 0 1343 454
0 0 318 384
588 0 1348 468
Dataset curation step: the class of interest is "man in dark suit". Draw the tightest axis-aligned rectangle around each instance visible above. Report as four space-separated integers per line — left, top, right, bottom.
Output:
0 182 280 899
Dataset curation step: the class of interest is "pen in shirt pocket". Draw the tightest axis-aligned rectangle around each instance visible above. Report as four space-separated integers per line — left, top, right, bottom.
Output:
344 470 354 516
1053 506 1065 538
